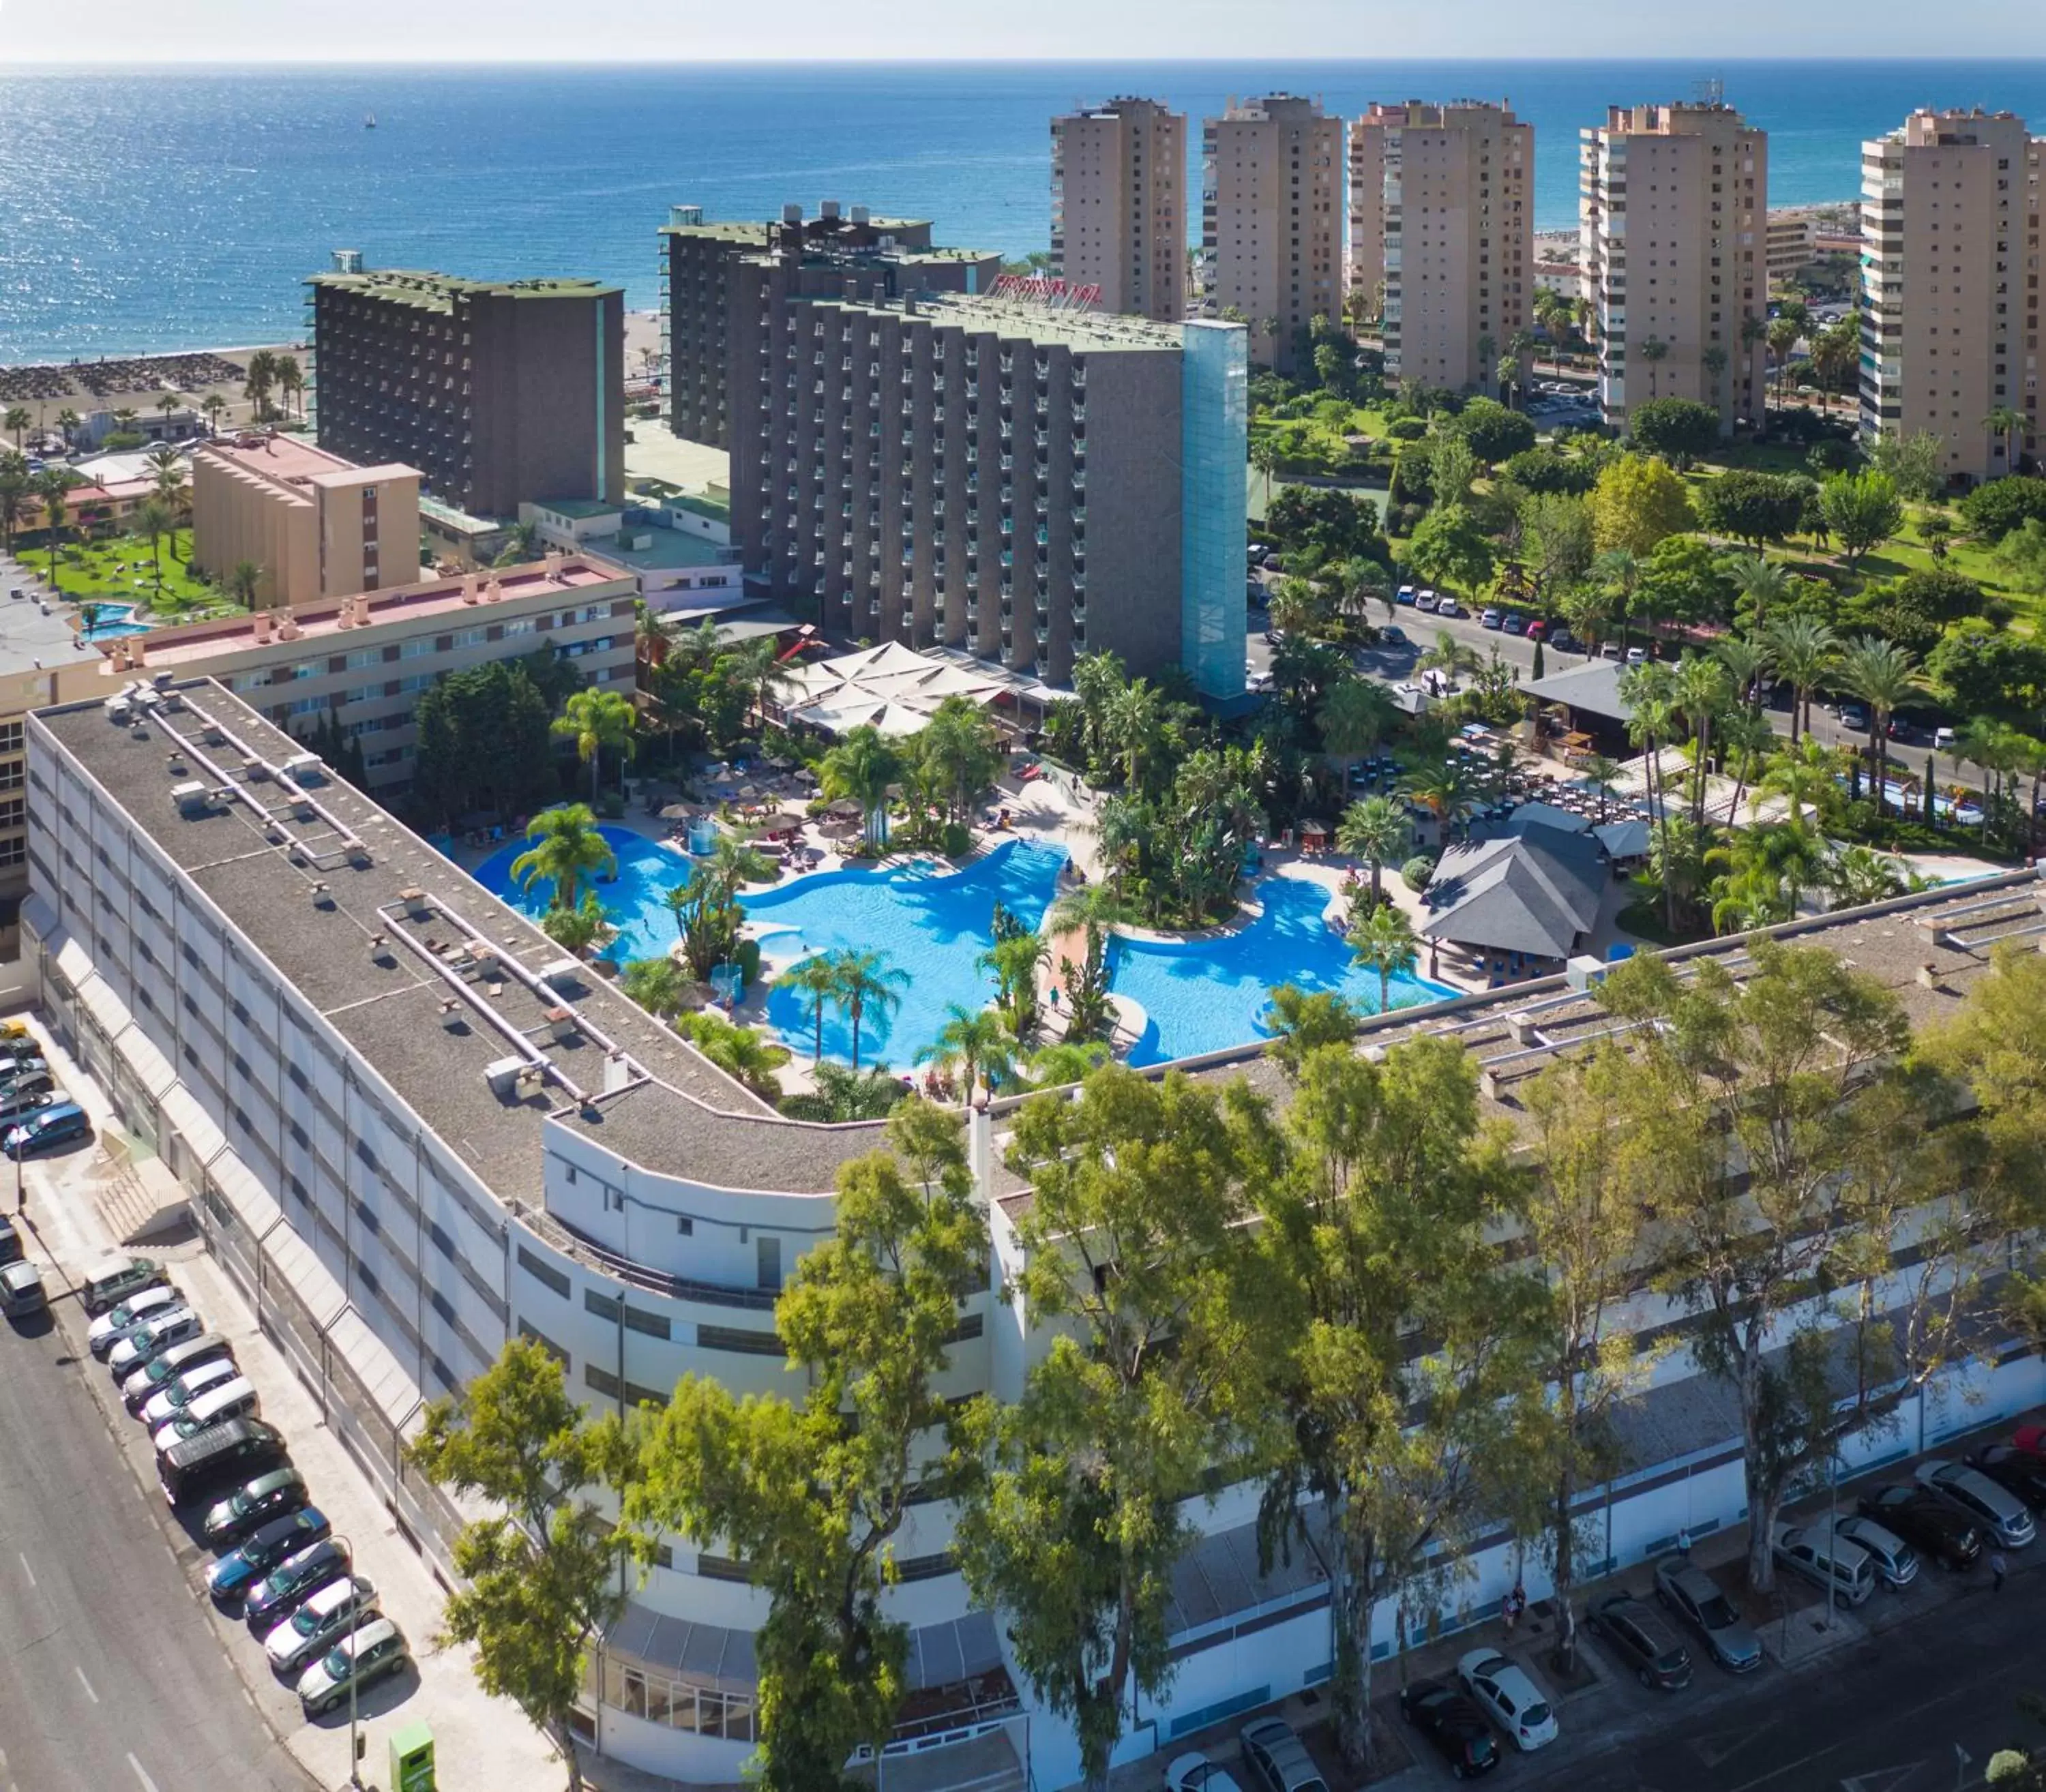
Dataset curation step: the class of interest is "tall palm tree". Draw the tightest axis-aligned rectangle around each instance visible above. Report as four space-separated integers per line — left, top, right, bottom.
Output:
1714 636 1769 714
1346 901 1420 1014
1414 629 1480 687
155 390 182 431
917 695 1002 824
200 394 228 436
1835 636 1927 815
1591 548 1640 651
3 407 29 449
727 635 797 729
819 724 906 850
1580 753 1623 825
1249 436 1279 506
0 462 26 554
1983 406 2026 475
1740 313 1771 427
1107 677 1166 791
1728 556 1792 633
1047 881 1129 1043
829 949 908 1071
1396 760 1481 843
1335 794 1410 910
619 955 689 1019
1700 343 1730 421
492 520 542 567
1749 736 1847 832
1716 707 1777 820
1669 653 1734 826
135 496 175 596
228 558 264 608
1762 614 1838 745
1706 820 1827 933
553 687 638 803
242 349 278 422
273 355 305 419
32 466 78 593
1636 335 1669 402
1647 814 1708 929
775 955 844 1065
508 803 615 912
916 1004 1017 1107
53 406 80 445
978 930 1050 1038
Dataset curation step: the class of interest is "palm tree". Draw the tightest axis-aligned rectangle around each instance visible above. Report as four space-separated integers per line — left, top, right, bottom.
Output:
155 390 183 432
978 930 1050 1038
1636 335 1670 402
1714 637 1769 713
1749 736 1848 832
32 466 78 593
619 955 690 1019
1580 753 1623 824
1414 628 1480 687
1669 653 1734 826
508 803 615 912
0 465 23 554
3 407 29 449
1762 614 1838 745
134 496 175 596
1835 636 1926 816
775 955 842 1064
1021 1038 1112 1090
681 1013 786 1103
553 687 637 803
819 725 906 850
493 520 542 567
1047 882 1129 1043
1107 677 1166 791
1591 548 1640 651
1346 901 1420 1014
1700 343 1730 421
1646 814 1708 929
1396 759 1481 843
1766 316 1802 402
1249 436 1279 506
1717 706 1777 820
1983 406 2026 475
273 355 305 419
727 635 797 730
1740 314 1770 425
1706 820 1826 933
1317 678 1395 788
1335 795 1410 910
53 406 80 446
1728 556 1792 632
242 350 278 422
228 559 264 608
917 1004 1017 1106
200 394 228 436
1822 845 1912 910
917 695 1002 824
829 949 908 1071
541 890 613 960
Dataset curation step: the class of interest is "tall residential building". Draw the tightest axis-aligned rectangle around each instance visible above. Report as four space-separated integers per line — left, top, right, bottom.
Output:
1049 97 1188 324
1350 101 1533 396
1860 110 2043 483
1201 94 1347 375
191 433 422 608
660 204 976 449
307 264 625 518
1580 102 1768 432
732 289 1246 696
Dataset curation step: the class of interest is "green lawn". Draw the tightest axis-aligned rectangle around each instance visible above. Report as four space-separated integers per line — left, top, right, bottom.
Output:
48 529 235 619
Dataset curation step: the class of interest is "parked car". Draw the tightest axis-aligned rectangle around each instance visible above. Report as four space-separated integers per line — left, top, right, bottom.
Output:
1416 590 1441 612
158 1418 287 1506
1916 1459 2038 1549
2011 1424 2046 1463
1395 584 1417 606
0 1212 20 1266
1933 726 1958 750
1832 1515 1919 1589
1550 630 1581 654
106 1306 203 1377
1770 1523 1877 1607
0 1056 50 1089
1839 703 1870 732
1626 646 1649 666
1236 1717 1329 1792
202 1467 310 1547
1586 1592 1692 1690
152 1375 260 1450
265 1577 379 1678
1653 1559 1764 1673
208 1508 332 1602
140 1357 241 1428
124 1333 233 1412
1398 1678 1500 1778
1502 613 1527 636
1456 1650 1558 1752
0 1084 57 1128
1525 619 1548 640
1856 1484 1983 1572
296 1617 408 1717
87 1285 181 1356
81 1255 165 1316
246 1538 353 1631
0 1071 54 1106
1379 624 1408 646
1480 608 1504 630
0 1259 47 1318
1966 1446 2046 1512
1437 599 1467 619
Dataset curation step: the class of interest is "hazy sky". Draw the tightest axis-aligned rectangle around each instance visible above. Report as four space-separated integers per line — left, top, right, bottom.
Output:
4 0 2042 62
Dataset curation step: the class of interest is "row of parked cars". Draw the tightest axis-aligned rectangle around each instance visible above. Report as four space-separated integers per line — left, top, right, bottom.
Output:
0 1028 92 1162
80 1255 411 1719
1168 1428 2046 1784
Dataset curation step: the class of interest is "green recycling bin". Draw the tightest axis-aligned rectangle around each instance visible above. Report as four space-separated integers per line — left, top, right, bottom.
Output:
389 1719 436 1792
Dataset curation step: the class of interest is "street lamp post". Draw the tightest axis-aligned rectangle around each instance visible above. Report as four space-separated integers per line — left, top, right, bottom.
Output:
331 1532 362 1791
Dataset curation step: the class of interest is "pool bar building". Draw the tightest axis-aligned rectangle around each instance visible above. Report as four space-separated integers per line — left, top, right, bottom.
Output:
24 675 2046 1792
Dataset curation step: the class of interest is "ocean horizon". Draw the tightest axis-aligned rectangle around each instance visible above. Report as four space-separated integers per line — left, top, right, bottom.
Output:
6 59 2046 364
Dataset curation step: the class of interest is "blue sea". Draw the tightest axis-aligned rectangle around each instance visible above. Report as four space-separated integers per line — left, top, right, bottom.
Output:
6 61 2046 363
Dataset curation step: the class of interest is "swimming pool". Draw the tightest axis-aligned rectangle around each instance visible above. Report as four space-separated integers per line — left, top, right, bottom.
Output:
1110 876 1457 1068
78 602 150 641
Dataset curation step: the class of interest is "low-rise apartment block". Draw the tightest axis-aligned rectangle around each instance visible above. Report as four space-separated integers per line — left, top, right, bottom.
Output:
1860 109 2043 483
1202 94 1346 374
1580 102 1768 431
1764 210 1815 286
1352 100 1533 395
1050 97 1188 324
190 432 423 608
307 263 625 518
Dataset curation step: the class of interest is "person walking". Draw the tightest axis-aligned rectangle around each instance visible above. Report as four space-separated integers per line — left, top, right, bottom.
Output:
1990 1549 2007 1594
1676 1526 1693 1562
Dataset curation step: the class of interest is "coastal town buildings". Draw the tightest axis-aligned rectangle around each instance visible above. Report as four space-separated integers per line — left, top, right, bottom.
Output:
1580 102 1769 432
1048 97 1189 324
1859 108 2043 483
1350 100 1534 396
190 432 422 608
1764 209 1815 286
306 264 625 518
1200 93 1347 375
731 287 1247 696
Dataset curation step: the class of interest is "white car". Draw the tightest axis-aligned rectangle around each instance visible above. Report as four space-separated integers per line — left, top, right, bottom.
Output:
138 1356 241 1428
1833 1514 1919 1589
296 1617 409 1716
1457 1648 1558 1752
265 1576 380 1677
86 1284 179 1355
1165 1752 1245 1792
1770 1523 1876 1606
105 1306 202 1377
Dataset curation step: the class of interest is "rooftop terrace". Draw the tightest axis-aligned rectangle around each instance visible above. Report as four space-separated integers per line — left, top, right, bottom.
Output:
800 289 1217 355
306 269 623 314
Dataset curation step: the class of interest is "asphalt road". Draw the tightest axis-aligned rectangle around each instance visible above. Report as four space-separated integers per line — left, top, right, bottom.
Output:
0 1238 311 1792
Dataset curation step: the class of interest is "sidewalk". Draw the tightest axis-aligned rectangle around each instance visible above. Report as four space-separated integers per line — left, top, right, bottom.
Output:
9 1009 569 1792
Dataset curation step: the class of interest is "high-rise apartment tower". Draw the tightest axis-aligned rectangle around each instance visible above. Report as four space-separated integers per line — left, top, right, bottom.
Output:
1050 97 1188 324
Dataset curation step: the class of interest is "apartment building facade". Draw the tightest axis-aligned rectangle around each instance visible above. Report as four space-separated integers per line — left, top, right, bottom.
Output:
731 287 1246 696
190 433 423 609
1860 109 2043 483
1201 94 1346 375
1580 102 1769 432
1049 97 1188 324
307 265 625 518
1352 100 1533 396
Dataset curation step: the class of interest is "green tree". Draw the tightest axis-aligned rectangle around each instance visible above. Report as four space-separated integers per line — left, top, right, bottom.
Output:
1404 503 1495 595
1346 899 1420 1014
979 929 1050 1039
1262 985 1361 1079
553 686 637 803
1835 634 1927 811
508 803 614 912
1669 652 1734 825
680 1011 790 1102
1959 475 2046 543
778 1060 909 1122
1047 882 1129 1043
134 495 175 597
494 519 543 567
820 725 906 850
413 656 572 828
1818 470 1904 567
916 695 1002 823
831 948 908 1069
539 888 612 959
1628 397 1720 469
32 466 80 592
226 558 264 608
619 954 690 1018
1867 430 1948 504
952 1067 1267 1792
1996 517 2046 595
1695 470 1808 551
1590 453 1695 559
916 1003 1017 1105
1317 678 1395 788
2 406 29 449
1636 335 1670 401
1639 535 1736 630
1984 405 2027 475
1335 794 1410 910
1450 397 1536 467
777 954 844 1064
406 1337 631 1792
1764 612 1839 743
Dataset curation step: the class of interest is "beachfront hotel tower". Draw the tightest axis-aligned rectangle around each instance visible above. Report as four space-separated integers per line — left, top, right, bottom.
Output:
1201 93 1347 376
1859 109 2043 484
1049 97 1189 325
1580 102 1768 432
1351 100 1534 398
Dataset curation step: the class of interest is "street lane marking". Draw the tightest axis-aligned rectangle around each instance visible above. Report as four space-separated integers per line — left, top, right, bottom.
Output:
14 1553 31 1588
74 1663 98 1703
128 1754 160 1792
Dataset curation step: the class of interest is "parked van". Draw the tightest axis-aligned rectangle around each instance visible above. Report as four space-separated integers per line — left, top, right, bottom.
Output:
158 1418 287 1506
1771 1523 1877 1607
153 1376 261 1450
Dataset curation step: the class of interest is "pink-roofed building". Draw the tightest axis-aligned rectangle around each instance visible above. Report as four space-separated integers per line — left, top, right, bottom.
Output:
191 432 424 608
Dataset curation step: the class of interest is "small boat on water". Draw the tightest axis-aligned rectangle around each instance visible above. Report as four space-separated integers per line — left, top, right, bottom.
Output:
364 111 376 129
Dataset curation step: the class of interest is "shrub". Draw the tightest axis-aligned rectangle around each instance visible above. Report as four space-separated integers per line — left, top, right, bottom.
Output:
1387 417 1428 442
1959 475 2046 543
733 936 762 994
1400 854 1436 892
942 820 972 857
1626 398 1720 468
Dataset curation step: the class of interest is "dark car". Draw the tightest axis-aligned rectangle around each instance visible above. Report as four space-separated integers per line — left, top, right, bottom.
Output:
1236 1717 1329 1792
0 1212 20 1266
1398 1678 1500 1779
1652 1559 1763 1673
1856 1485 1982 1572
1968 1446 2046 1512
245 1538 352 1630
202 1467 310 1547
207 1508 331 1602
1587 1592 1693 1690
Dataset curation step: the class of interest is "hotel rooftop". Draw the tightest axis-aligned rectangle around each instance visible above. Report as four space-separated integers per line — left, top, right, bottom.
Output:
303 269 623 314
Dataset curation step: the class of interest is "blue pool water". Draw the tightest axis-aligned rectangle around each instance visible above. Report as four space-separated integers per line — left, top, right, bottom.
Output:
1111 877 1457 1069
78 603 149 641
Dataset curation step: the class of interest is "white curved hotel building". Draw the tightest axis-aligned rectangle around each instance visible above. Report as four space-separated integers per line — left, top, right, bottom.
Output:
25 676 2046 1791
